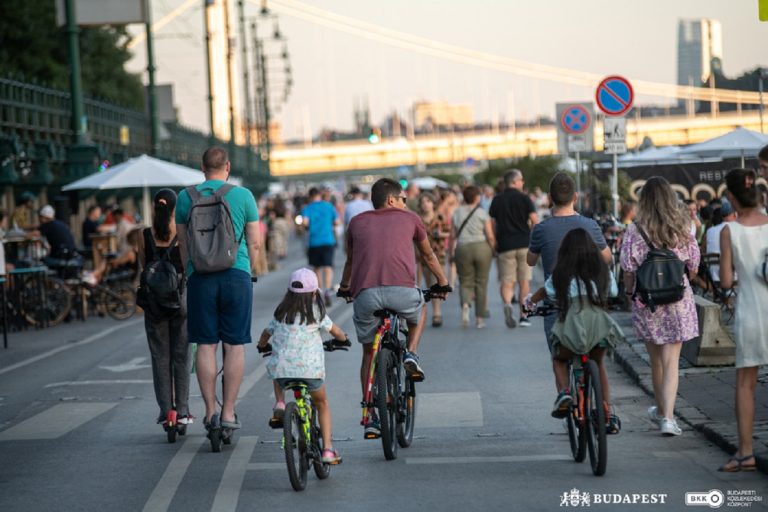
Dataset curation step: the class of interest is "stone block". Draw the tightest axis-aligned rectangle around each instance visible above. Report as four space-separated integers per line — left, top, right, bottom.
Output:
681 295 735 366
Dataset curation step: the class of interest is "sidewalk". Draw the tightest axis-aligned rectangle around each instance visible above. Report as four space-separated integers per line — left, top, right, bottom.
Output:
610 310 768 473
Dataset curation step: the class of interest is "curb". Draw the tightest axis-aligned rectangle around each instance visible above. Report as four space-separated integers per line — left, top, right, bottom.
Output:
611 340 768 474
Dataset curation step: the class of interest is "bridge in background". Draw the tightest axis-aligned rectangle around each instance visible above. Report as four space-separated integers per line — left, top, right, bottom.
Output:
270 111 765 178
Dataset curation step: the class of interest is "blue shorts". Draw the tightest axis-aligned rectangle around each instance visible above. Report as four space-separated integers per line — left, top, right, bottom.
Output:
276 378 324 392
307 245 335 267
187 268 253 345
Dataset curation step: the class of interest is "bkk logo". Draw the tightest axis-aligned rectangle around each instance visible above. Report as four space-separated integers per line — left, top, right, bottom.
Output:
560 488 668 507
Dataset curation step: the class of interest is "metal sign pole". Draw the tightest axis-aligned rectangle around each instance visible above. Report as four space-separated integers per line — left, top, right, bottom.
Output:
576 151 582 212
612 152 619 218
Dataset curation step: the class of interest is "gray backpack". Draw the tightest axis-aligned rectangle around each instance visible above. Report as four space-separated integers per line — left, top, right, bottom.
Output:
185 183 243 273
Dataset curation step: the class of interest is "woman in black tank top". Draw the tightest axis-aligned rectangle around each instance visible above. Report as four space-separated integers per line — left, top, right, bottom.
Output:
139 189 193 431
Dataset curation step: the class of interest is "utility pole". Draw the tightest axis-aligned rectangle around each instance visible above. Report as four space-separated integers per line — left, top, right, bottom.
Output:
258 40 271 176
238 0 253 176
203 0 215 143
759 68 765 134
64 0 86 144
223 0 236 163
145 0 160 155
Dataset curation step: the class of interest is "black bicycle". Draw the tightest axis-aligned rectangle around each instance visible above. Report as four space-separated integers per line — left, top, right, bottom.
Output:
355 287 449 460
527 303 607 476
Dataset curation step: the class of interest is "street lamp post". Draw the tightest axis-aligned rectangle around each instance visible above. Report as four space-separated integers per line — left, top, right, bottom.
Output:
238 0 254 176
203 0 215 143
145 0 160 155
64 0 86 144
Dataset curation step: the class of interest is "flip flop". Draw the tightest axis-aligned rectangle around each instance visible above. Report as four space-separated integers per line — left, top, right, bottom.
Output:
718 454 756 473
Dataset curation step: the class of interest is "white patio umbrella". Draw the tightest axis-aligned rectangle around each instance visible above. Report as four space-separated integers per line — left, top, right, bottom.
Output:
411 176 449 190
678 127 768 167
62 154 205 222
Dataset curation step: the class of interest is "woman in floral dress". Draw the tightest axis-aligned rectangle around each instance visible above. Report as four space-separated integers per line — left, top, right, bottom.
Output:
620 177 700 437
419 192 451 326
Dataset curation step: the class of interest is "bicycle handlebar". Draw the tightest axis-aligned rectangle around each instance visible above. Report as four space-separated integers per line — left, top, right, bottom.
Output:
336 284 453 304
257 337 352 357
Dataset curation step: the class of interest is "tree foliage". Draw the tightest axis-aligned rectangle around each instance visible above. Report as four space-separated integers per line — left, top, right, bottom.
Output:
473 155 561 193
0 0 144 109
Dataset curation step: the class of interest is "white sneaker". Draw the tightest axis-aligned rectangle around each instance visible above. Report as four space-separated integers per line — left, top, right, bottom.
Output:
461 304 470 327
647 406 663 425
660 417 682 436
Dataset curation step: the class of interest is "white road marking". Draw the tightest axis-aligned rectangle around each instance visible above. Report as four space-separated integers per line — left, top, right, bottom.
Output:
0 318 143 376
211 435 259 512
418 392 484 428
100 356 151 373
237 363 266 401
44 379 153 388
0 402 118 441
142 436 205 512
406 454 571 465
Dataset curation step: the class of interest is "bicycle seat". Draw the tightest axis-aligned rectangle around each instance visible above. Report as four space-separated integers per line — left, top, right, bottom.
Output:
283 380 311 390
373 309 397 318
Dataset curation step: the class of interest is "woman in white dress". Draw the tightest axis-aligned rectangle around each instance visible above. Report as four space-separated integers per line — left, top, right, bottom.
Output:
718 168 768 472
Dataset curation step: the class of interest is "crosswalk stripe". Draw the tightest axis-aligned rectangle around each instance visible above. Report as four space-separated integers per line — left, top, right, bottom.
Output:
406 454 571 464
211 436 259 512
142 436 205 512
0 402 118 441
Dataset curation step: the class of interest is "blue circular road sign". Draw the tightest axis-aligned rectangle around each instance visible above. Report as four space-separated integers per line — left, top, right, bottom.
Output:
560 105 591 135
595 75 634 116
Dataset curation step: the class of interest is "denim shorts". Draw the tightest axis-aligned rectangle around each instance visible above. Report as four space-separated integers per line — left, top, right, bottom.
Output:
187 268 253 345
276 378 324 392
353 286 424 344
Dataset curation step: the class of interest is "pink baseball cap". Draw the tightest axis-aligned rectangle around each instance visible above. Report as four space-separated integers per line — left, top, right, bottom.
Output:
288 268 319 293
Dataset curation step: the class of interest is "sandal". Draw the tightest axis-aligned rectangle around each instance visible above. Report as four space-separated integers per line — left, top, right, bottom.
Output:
221 414 241 430
606 414 621 435
268 405 285 429
718 454 756 473
321 448 342 465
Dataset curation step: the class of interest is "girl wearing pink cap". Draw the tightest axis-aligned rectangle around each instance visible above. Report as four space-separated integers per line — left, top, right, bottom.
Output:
257 267 348 464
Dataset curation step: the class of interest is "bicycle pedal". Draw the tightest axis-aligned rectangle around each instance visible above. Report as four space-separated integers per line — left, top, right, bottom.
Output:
364 432 381 440
268 417 284 429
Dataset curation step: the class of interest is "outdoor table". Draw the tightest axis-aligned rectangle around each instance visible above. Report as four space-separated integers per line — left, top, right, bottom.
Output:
90 232 117 270
3 236 46 265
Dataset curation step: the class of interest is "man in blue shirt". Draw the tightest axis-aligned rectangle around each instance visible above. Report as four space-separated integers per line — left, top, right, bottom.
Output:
301 187 340 305
176 146 260 434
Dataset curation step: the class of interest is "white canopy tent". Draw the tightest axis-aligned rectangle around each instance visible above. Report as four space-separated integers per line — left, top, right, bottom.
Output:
62 154 205 222
677 127 768 167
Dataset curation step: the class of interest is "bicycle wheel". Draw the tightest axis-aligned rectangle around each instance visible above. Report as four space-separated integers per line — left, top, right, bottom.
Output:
376 348 398 460
102 283 136 320
23 276 71 327
584 360 607 476
397 372 417 448
311 405 331 480
283 402 308 491
568 366 587 463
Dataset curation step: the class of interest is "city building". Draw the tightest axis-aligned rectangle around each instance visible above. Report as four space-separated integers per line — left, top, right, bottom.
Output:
677 18 723 110
412 101 474 132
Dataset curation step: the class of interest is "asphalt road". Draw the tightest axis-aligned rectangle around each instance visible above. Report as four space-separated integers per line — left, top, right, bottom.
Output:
1 246 766 512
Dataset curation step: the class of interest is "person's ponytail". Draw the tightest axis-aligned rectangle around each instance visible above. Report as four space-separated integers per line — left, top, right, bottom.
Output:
152 188 177 242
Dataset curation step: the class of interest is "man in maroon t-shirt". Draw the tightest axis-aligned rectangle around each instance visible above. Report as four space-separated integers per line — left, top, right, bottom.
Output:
339 178 450 438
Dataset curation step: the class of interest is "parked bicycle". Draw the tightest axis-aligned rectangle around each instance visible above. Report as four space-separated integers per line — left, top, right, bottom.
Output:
528 303 608 476
258 338 351 491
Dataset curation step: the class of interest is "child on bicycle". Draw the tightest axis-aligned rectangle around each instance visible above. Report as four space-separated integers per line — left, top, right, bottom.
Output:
257 268 348 464
524 228 624 434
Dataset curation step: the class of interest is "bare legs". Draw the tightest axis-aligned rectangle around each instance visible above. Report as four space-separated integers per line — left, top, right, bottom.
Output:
310 385 334 451
645 341 682 419
195 343 244 423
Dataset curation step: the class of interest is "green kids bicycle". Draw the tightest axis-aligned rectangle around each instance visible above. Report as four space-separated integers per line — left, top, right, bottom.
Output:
259 338 351 491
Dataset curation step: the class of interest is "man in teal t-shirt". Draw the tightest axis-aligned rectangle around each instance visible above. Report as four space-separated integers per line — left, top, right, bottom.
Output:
176 146 260 434
301 187 339 305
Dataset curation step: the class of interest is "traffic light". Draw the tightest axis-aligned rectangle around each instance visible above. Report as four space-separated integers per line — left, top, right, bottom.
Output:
368 127 381 144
